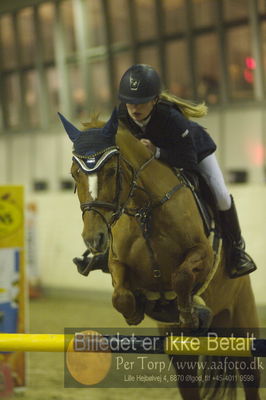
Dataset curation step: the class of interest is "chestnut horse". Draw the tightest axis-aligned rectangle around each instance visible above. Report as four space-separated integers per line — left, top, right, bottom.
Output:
59 110 260 400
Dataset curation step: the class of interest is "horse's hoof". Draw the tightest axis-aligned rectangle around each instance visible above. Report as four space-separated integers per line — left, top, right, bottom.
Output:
126 311 144 326
112 288 136 318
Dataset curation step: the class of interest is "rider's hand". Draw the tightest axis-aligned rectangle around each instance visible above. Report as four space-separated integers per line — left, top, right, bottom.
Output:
140 139 156 154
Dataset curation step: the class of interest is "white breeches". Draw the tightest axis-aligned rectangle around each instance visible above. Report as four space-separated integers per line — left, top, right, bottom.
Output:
198 153 231 211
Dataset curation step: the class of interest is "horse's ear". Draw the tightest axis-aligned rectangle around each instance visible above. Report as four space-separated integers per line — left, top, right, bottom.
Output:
58 112 82 142
102 108 118 138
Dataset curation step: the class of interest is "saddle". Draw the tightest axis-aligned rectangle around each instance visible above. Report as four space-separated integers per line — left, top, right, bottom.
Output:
177 169 220 237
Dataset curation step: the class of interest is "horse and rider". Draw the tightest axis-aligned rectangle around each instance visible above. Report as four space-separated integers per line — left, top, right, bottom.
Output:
72 63 257 280
59 64 260 400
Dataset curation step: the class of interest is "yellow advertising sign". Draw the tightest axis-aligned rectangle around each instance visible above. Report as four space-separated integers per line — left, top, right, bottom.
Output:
0 186 26 394
0 187 24 248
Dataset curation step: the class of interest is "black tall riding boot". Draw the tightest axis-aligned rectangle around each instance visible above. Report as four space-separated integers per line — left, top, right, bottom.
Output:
73 249 109 276
219 195 257 279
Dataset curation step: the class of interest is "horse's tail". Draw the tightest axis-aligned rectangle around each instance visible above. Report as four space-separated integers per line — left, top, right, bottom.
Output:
199 356 237 400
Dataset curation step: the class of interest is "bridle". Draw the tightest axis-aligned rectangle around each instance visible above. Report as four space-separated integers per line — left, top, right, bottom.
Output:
74 147 155 240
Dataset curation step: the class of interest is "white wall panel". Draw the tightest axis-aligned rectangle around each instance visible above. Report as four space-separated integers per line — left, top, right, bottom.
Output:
9 134 32 191
32 132 60 191
224 108 264 182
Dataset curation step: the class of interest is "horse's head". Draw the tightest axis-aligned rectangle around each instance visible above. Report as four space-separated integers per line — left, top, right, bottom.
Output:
59 109 120 253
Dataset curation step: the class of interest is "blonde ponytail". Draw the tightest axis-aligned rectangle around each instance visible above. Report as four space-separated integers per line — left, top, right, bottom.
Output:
159 91 208 119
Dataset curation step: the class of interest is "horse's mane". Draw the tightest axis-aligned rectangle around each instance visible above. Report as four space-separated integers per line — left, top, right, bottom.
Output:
81 113 103 130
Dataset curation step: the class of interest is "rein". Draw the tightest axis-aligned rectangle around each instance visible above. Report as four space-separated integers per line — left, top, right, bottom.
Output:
78 149 185 279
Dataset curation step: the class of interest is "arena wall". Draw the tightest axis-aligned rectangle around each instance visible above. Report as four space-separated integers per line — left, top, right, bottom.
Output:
1 106 265 303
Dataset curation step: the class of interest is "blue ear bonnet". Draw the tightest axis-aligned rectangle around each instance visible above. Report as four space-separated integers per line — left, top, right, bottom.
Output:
73 128 115 156
58 108 119 173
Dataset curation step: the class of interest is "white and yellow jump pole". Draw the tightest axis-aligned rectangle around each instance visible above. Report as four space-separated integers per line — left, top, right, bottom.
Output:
0 333 266 357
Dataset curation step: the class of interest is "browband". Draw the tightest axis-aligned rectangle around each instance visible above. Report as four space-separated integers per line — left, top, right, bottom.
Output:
72 147 119 173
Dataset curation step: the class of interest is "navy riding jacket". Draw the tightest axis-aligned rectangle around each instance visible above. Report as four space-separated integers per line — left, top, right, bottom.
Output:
117 100 216 171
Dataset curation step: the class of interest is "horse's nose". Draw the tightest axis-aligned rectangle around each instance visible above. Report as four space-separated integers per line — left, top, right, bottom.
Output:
83 232 106 252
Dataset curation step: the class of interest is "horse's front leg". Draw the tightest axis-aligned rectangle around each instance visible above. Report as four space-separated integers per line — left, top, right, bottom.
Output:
109 258 144 325
173 243 213 330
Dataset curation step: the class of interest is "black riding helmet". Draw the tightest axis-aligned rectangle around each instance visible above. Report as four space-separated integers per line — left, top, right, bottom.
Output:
118 64 161 104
